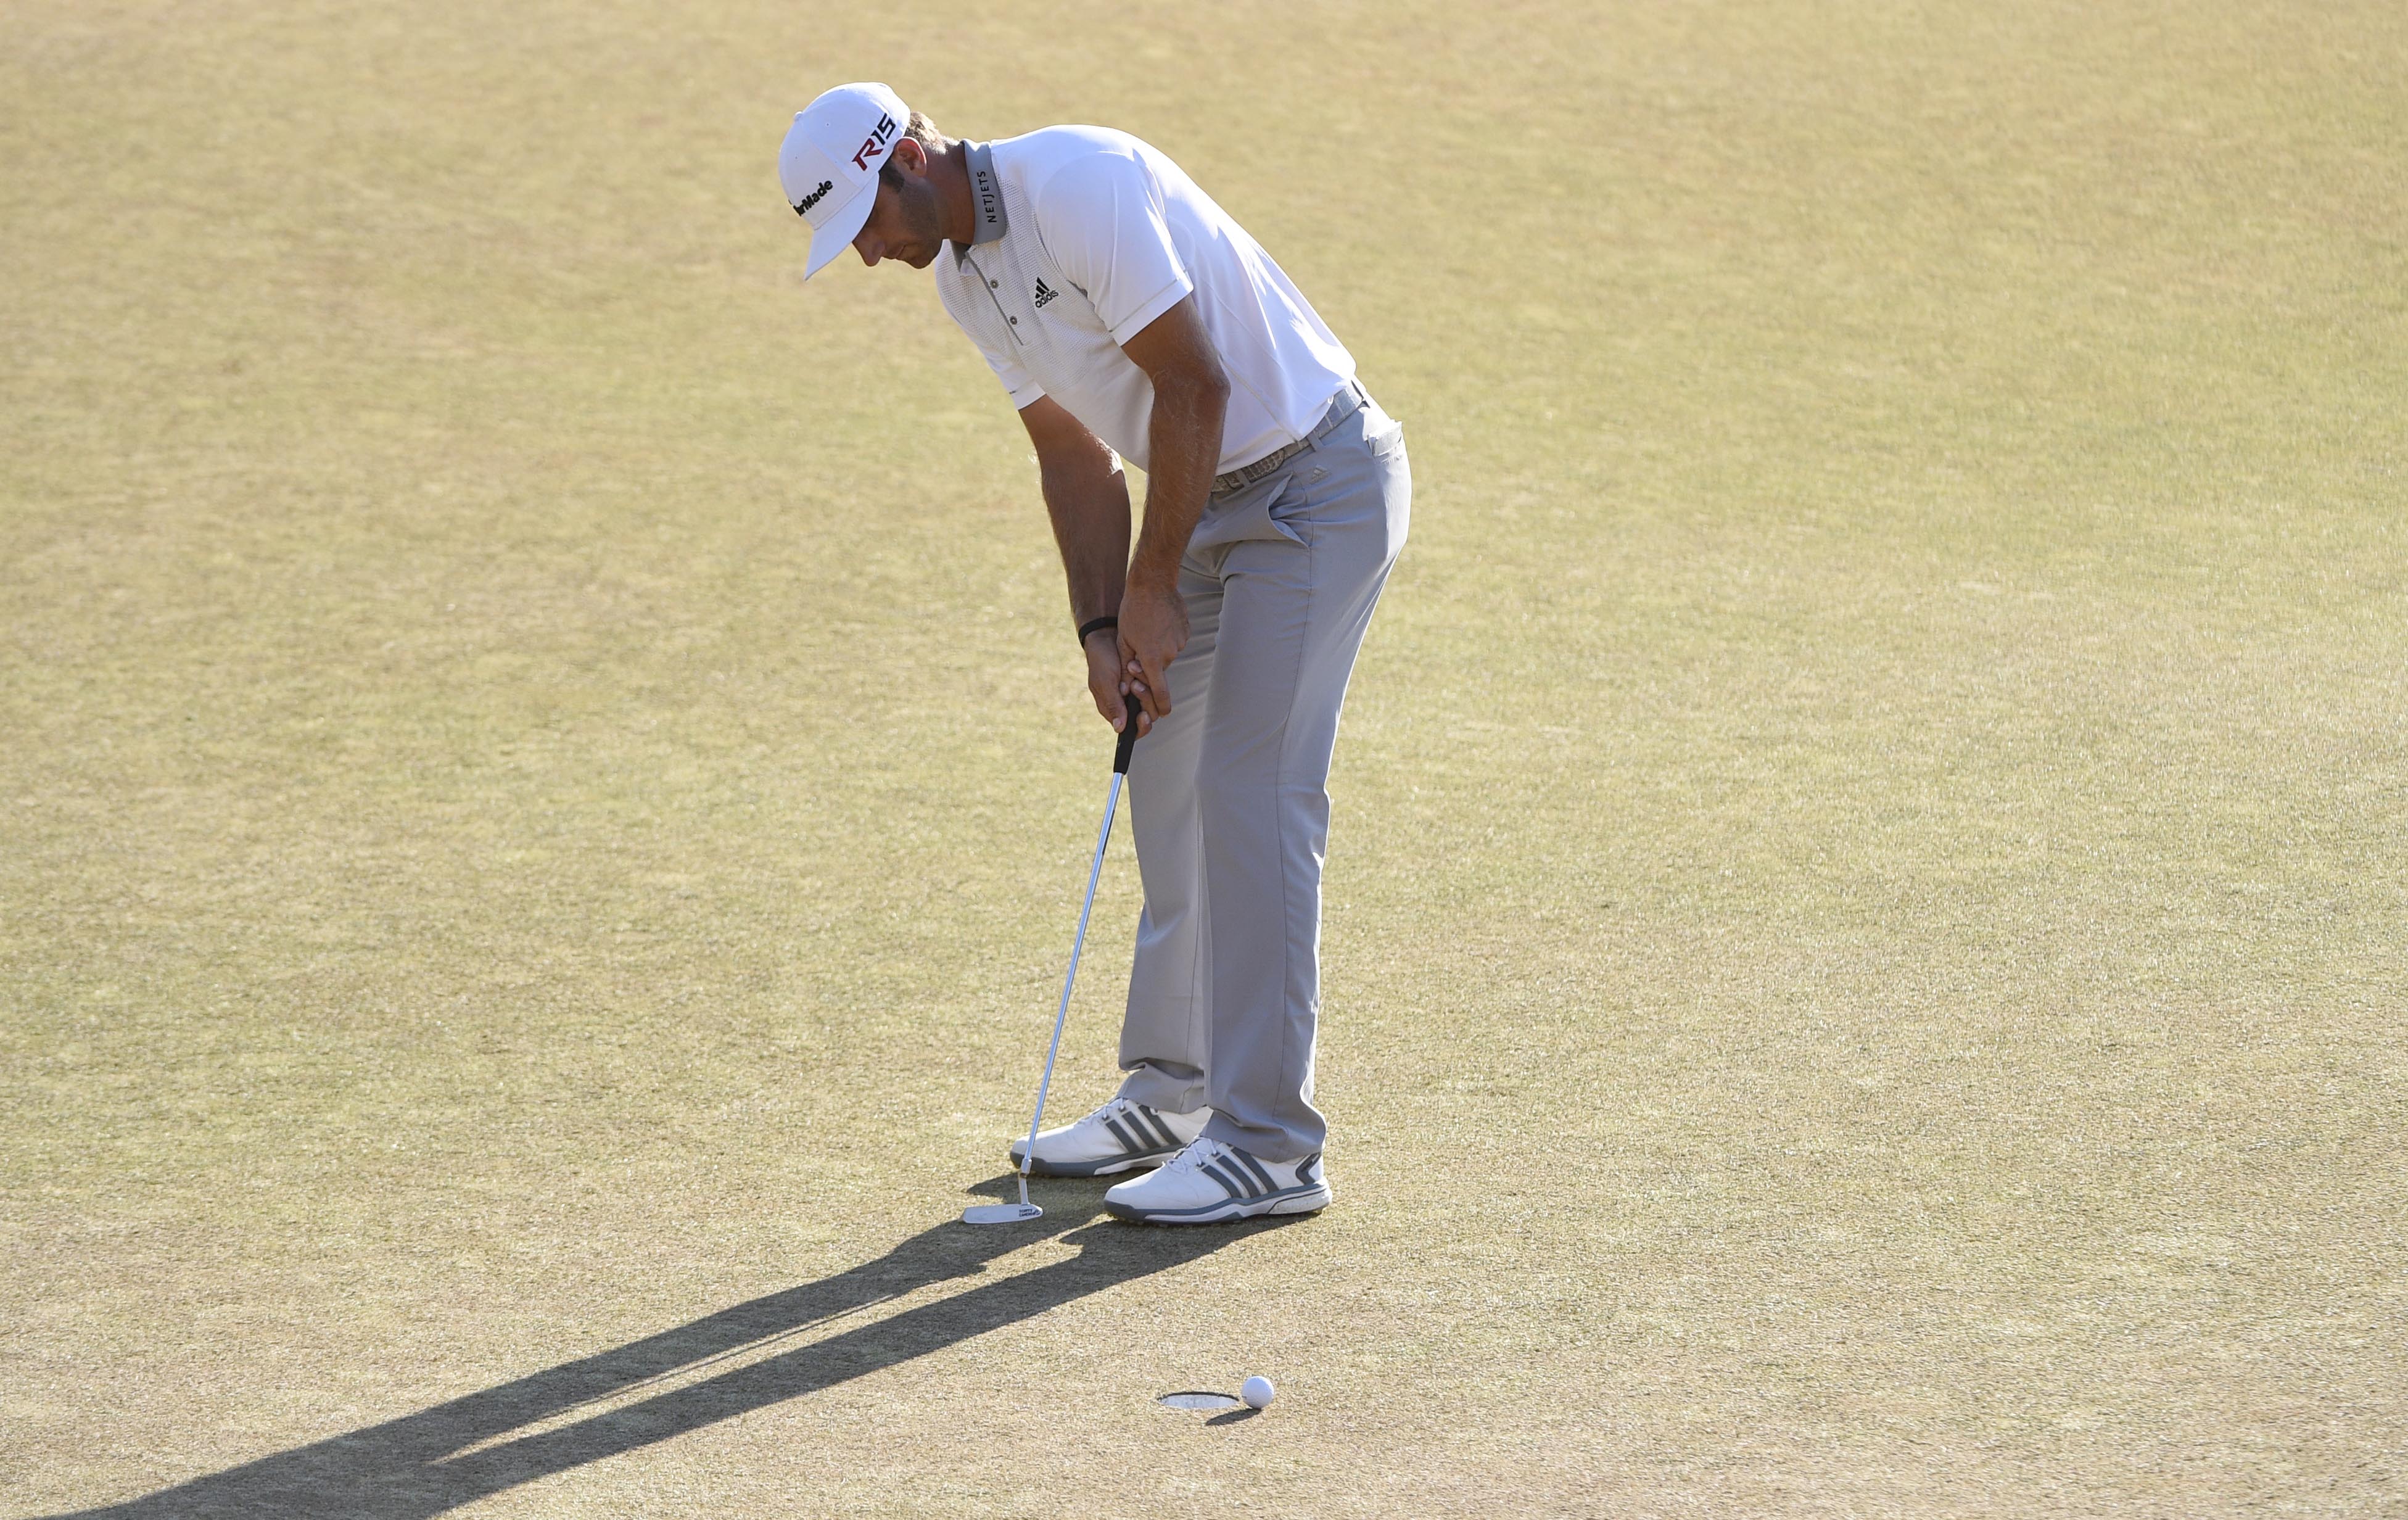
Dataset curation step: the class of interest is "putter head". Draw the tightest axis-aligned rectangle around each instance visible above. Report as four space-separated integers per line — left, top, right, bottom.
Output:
960 1202 1042 1226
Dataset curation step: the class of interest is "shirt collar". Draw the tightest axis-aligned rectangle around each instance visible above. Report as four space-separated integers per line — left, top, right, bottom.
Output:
951 140 1007 265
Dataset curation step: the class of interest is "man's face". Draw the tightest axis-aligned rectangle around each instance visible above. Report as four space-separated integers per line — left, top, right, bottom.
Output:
851 147 944 270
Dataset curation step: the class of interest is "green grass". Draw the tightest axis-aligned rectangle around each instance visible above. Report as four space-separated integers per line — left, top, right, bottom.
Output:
4 1 2404 1514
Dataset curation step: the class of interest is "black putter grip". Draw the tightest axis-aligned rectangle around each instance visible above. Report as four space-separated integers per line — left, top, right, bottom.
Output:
1113 693 1144 774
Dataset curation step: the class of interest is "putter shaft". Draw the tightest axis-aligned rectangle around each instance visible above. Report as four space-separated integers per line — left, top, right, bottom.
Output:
1018 769 1124 1179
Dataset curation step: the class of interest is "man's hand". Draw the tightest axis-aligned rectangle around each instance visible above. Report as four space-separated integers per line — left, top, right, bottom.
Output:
1116 577 1188 730
1085 628 1132 730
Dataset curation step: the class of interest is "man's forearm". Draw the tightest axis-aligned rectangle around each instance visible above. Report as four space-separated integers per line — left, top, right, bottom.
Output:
1039 447 1134 628
1129 371 1228 589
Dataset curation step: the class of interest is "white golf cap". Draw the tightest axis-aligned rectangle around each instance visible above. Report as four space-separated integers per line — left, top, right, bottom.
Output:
780 82 910 279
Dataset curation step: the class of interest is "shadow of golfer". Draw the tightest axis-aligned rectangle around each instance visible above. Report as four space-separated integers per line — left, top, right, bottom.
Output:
53 1179 1286 1519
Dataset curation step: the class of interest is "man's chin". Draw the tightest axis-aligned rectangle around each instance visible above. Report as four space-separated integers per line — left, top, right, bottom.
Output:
902 245 938 269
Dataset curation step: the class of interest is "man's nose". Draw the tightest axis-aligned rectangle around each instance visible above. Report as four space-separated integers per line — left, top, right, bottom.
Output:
852 231 881 267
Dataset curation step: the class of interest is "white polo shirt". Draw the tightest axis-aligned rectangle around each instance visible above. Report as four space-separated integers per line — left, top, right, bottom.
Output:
932 126 1356 476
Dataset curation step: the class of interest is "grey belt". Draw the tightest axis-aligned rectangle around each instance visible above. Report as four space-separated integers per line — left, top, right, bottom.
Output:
1211 381 1369 495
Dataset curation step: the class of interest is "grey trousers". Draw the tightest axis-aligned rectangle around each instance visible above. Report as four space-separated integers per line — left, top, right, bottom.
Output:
1113 387 1411 1162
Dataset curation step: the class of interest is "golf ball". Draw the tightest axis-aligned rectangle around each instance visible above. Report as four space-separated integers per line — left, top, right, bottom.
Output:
1241 1374 1276 1409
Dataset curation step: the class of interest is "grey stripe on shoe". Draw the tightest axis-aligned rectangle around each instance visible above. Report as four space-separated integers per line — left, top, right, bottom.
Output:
1199 1161 1251 1199
1138 1106 1181 1149
1234 1151 1278 1193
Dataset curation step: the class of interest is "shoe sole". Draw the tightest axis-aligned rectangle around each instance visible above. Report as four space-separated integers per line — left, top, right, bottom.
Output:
1103 1182 1334 1225
1007 1147 1181 1179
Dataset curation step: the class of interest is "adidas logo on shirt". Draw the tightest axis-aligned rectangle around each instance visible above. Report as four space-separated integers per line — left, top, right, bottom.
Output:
1033 278 1059 308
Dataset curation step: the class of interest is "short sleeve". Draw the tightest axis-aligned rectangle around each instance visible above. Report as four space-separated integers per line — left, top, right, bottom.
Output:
936 265 1047 405
978 342 1046 408
1031 149 1196 346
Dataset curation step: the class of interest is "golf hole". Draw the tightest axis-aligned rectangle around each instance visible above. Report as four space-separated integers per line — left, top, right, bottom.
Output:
1158 1391 1242 1413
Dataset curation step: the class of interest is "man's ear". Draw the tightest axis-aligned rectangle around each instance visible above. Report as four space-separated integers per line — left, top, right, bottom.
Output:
889 136 927 176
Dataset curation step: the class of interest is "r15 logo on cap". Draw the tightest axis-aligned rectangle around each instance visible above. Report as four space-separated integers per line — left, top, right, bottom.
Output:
852 114 897 171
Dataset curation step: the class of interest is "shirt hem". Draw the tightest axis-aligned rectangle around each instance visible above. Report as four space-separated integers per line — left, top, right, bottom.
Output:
1105 274 1196 347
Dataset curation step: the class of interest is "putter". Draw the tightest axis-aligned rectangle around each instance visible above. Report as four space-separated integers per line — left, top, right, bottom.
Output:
963 693 1145 1226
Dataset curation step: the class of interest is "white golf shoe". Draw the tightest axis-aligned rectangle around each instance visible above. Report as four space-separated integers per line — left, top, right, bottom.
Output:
1102 1138 1332 1224
1008 1097 1209 1178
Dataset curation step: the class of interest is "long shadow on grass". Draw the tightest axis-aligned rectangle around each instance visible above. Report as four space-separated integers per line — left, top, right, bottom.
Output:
59 1180 1282 1518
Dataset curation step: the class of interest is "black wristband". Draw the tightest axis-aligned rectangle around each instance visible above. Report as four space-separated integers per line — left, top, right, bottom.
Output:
1077 616 1118 645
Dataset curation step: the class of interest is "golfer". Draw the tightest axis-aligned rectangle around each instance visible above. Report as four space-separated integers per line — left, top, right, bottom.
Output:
779 84 1408 1224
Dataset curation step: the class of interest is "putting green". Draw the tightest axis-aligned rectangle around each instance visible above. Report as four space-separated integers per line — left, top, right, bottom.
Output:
4 2 2402 1514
